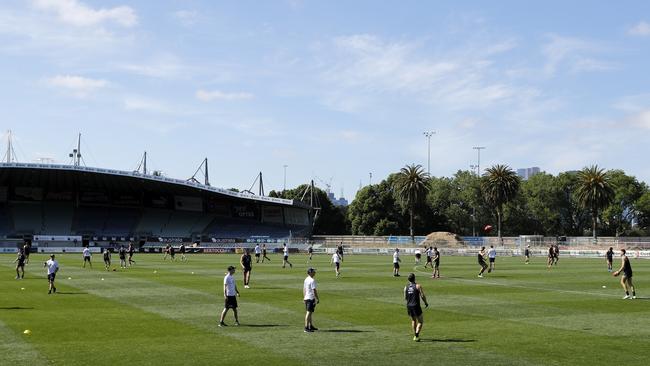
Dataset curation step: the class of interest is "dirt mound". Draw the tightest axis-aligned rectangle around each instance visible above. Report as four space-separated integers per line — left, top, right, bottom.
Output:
421 232 464 247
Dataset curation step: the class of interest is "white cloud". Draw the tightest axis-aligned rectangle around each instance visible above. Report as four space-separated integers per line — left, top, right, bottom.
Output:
173 10 198 26
541 34 612 76
196 89 254 102
45 75 108 96
123 96 167 112
628 21 650 36
627 110 650 129
33 0 137 27
118 55 186 79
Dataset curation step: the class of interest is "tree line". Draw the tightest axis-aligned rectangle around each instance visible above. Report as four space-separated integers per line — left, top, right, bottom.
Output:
270 165 650 238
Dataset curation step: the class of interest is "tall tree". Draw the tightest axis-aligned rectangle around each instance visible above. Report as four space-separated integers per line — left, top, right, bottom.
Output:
393 164 430 242
575 165 615 238
481 164 520 241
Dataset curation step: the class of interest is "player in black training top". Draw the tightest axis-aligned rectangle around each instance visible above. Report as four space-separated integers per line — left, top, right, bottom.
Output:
307 244 314 263
606 247 614 272
169 245 176 261
127 243 136 266
547 245 554 268
477 247 488 278
336 242 344 261
613 249 636 299
524 245 530 264
404 273 429 342
240 249 252 288
119 246 127 268
179 243 187 262
14 249 26 279
261 244 271 263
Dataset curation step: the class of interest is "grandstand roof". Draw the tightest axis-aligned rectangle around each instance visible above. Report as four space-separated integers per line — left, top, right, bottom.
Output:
0 163 306 208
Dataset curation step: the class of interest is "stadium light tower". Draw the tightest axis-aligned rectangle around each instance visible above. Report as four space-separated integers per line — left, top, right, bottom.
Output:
473 146 486 176
283 165 288 192
423 131 436 174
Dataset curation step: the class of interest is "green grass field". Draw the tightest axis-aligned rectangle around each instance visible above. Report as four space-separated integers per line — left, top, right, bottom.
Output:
1 252 649 365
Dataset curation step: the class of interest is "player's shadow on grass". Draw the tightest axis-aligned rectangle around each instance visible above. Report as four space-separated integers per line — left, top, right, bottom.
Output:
56 292 88 295
421 338 476 343
0 307 34 310
239 324 287 328
321 329 372 333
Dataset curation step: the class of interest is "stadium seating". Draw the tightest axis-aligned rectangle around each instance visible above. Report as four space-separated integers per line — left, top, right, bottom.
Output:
41 202 74 235
10 202 43 235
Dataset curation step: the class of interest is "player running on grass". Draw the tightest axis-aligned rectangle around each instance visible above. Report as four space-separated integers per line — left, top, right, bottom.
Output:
487 245 496 273
477 246 488 278
337 242 344 262
282 243 293 269
613 249 636 299
103 248 111 271
254 243 261 263
424 246 433 269
547 245 554 268
261 244 271 263
44 254 59 294
307 244 314 263
330 251 341 277
179 243 187 262
414 248 421 265
404 273 428 342
128 242 136 266
219 266 240 326
240 248 252 288
14 249 26 279
393 248 402 277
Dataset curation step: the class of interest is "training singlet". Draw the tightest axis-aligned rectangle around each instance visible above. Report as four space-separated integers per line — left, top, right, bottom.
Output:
242 254 252 268
405 283 420 307
623 256 633 276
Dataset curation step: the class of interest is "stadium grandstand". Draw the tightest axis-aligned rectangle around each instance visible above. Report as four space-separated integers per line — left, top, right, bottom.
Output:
0 162 312 252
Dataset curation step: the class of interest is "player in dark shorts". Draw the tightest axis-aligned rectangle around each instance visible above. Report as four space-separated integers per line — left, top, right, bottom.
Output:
432 247 440 278
606 247 614 272
547 245 554 268
179 243 187 262
404 273 429 342
307 244 314 263
524 245 530 264
103 248 111 271
219 266 240 326
119 246 127 268
614 249 636 299
23 243 31 264
261 244 271 263
553 244 560 265
163 244 170 260
240 249 252 288
127 243 136 266
477 247 488 278
424 246 433 268
14 249 26 279
169 245 176 261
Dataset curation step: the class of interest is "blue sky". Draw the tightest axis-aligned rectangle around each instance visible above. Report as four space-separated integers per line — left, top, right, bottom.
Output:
1 1 650 201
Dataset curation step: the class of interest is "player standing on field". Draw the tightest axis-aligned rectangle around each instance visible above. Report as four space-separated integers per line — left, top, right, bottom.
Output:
240 248 252 289
606 247 614 272
404 273 428 342
303 267 319 332
307 244 314 263
82 245 92 268
546 245 554 268
119 245 127 268
487 245 496 273
613 249 636 299
432 247 440 279
14 249 26 279
103 248 111 271
128 242 136 266
424 246 433 268
179 243 187 262
282 243 293 269
414 248 421 265
44 254 59 294
393 248 401 277
524 245 530 264
219 266 240 326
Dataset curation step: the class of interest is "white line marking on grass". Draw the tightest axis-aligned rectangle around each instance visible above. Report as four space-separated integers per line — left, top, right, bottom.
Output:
412 266 620 298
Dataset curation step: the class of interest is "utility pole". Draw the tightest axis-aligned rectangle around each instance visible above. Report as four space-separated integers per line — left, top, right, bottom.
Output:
473 146 486 176
423 131 436 174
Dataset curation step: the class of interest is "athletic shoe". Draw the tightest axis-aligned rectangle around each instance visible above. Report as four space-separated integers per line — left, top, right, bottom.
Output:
234 321 240 326
478 274 483 278
15 276 19 279
632 296 637 299
290 263 293 268
53 287 56 293
244 285 250 289
413 336 420 342
304 327 313 333
623 295 631 299
309 326 318 331
219 322 227 327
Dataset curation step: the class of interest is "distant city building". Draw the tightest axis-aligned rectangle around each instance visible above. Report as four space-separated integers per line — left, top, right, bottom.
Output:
327 192 349 207
517 167 541 180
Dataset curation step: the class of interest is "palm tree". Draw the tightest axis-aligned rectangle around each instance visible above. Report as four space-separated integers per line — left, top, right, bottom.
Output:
393 164 430 242
481 165 520 241
575 165 615 238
